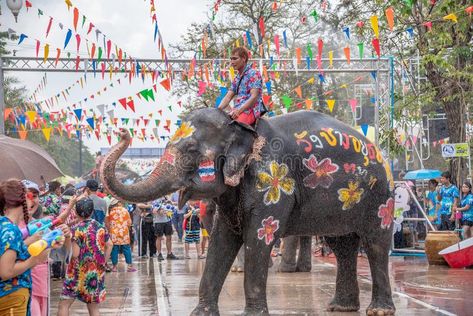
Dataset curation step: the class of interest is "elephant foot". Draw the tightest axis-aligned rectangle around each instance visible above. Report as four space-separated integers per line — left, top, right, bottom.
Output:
366 300 395 316
190 304 220 316
295 263 311 272
326 296 360 312
278 261 296 272
243 306 269 316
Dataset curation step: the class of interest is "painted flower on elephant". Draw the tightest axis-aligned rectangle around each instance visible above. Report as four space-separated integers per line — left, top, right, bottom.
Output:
170 121 195 144
378 197 395 229
337 180 364 210
302 155 339 189
257 216 280 245
256 161 295 205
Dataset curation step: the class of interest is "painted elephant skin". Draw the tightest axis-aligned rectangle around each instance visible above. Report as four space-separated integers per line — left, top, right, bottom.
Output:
101 108 395 316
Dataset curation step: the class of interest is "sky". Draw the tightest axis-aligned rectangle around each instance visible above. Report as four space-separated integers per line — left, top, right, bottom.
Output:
1 0 211 153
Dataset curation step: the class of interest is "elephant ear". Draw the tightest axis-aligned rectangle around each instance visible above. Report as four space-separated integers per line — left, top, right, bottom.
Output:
223 121 258 187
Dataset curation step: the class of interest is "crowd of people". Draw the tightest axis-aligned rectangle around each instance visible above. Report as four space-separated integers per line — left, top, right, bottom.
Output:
423 171 473 239
0 178 211 315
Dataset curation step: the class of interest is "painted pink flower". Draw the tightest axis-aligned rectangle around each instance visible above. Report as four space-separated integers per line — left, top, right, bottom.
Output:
302 155 339 189
257 216 280 245
378 198 395 229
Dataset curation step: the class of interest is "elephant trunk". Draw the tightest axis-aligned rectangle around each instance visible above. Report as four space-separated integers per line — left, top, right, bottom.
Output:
100 130 181 203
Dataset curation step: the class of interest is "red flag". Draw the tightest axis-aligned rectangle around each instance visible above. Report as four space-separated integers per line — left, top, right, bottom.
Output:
73 7 79 31
101 62 105 79
317 38 323 57
35 40 40 57
118 98 127 109
87 23 94 35
91 43 96 59
75 55 80 71
106 40 112 59
127 99 135 112
274 35 280 56
160 78 171 91
372 38 380 58
46 17 53 37
259 17 265 39
118 49 123 65
75 34 81 53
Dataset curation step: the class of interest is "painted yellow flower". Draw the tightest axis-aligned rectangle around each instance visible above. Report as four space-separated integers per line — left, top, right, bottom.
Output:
256 161 295 205
170 121 195 144
338 180 364 210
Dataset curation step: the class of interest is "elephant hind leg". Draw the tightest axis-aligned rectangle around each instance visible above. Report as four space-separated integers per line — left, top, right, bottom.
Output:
295 236 312 272
362 230 395 316
278 236 298 272
325 233 360 312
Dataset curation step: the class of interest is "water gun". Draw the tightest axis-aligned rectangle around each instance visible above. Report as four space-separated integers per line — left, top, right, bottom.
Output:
27 229 64 256
164 204 176 218
21 217 62 239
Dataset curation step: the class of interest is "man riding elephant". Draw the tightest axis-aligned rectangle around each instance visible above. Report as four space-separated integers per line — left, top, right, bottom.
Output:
101 107 395 316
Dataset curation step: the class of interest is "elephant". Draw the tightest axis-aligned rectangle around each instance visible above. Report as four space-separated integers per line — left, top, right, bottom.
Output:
278 235 312 272
100 108 396 316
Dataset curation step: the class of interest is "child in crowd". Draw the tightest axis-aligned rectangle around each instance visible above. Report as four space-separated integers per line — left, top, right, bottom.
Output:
454 181 473 239
58 198 113 316
184 202 205 259
20 180 73 316
106 199 136 272
0 179 66 315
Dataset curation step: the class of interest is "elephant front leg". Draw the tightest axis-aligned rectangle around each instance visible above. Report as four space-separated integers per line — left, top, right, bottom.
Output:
325 234 361 312
362 232 396 316
243 235 274 315
191 218 243 316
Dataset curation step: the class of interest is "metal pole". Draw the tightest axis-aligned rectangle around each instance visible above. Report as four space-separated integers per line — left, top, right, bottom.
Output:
0 56 5 135
374 59 380 146
79 130 83 177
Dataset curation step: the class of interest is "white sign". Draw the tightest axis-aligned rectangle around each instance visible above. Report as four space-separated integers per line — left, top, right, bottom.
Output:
441 143 470 158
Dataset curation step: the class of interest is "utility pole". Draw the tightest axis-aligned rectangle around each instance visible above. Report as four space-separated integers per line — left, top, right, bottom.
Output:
0 56 5 135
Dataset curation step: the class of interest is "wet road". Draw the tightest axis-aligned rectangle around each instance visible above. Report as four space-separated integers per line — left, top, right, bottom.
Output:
50 243 472 315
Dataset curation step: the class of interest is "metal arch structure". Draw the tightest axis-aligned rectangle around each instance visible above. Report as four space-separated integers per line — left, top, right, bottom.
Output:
0 56 394 149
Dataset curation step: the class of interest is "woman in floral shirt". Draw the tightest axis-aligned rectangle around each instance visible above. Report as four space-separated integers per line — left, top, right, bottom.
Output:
106 199 136 272
218 47 264 126
58 198 113 316
0 179 53 315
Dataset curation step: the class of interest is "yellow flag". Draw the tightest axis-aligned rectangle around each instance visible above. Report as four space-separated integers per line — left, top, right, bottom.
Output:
326 99 335 112
229 66 235 81
307 77 315 84
236 39 240 47
42 127 52 142
328 51 333 68
370 15 379 38
109 64 113 80
25 111 37 123
305 99 313 110
43 44 49 63
443 13 458 23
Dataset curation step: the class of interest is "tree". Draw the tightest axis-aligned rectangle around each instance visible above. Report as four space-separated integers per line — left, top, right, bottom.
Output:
171 0 358 126
333 0 473 182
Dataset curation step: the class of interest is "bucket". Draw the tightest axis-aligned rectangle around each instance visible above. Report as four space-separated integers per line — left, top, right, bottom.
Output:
439 237 473 269
424 231 460 265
